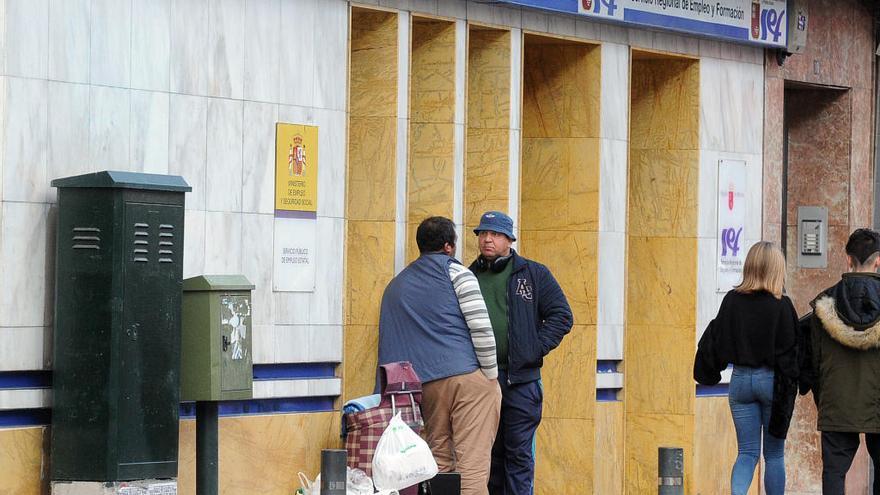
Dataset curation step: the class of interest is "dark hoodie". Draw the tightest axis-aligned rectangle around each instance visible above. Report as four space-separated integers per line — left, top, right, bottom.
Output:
803 272 880 433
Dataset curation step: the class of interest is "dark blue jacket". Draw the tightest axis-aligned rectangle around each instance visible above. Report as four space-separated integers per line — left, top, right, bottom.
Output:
470 249 573 385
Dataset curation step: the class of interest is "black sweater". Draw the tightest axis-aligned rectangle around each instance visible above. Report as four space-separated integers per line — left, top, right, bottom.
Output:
694 290 799 386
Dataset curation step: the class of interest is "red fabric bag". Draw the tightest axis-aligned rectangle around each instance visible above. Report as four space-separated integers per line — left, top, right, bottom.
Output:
344 362 424 495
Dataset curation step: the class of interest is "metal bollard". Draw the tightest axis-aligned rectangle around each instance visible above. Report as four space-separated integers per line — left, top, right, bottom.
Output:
320 449 348 495
658 447 684 495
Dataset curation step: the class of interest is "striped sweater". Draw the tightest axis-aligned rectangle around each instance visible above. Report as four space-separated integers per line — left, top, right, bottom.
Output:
449 262 498 380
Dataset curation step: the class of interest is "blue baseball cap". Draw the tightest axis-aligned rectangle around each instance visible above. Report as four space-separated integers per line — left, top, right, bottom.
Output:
474 211 516 241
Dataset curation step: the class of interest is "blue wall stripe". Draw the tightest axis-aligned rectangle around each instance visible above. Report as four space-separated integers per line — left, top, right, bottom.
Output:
596 389 620 402
496 0 578 14
179 397 335 418
0 371 52 389
696 383 729 397
252 363 338 380
596 360 619 373
0 409 52 427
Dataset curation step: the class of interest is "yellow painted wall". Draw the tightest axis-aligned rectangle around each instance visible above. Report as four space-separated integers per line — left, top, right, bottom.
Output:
465 27 511 261
406 18 457 263
344 8 399 400
625 53 700 494
519 35 601 495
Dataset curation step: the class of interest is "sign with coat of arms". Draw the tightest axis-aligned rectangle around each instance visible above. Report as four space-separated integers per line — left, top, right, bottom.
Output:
275 123 318 212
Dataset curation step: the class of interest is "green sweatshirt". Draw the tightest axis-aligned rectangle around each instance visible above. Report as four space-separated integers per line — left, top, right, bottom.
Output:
476 261 512 370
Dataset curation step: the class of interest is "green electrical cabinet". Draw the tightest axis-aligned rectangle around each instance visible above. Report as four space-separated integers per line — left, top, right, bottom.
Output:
50 171 191 482
180 275 254 401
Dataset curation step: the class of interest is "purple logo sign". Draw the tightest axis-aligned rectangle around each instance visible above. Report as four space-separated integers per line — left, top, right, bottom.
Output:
761 8 785 43
721 227 743 257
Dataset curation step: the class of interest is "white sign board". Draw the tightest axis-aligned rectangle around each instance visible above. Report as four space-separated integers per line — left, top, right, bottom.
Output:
273 215 316 292
716 159 747 292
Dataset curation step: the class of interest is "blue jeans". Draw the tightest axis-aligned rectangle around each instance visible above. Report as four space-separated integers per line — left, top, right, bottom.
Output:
728 365 786 495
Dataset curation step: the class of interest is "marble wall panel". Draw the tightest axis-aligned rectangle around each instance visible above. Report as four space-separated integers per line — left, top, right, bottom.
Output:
534 418 594 495
521 9 549 33
410 20 456 124
600 43 629 141
348 117 398 222
763 77 784 235
0 327 52 371
349 9 398 118
47 82 90 201
539 325 595 420
313 0 348 112
242 102 278 215
206 98 243 212
785 89 851 227
130 90 170 175
310 216 345 326
170 0 210 96
241 213 275 326
251 324 276 364
594 402 624 495
276 325 343 364
243 0 280 103
700 58 763 154
207 0 244 99
89 86 130 172
548 15 577 38
178 413 340 495
850 88 873 227
464 127 509 257
519 230 598 326
3 77 48 203
597 231 625 327
407 123 455 222
466 2 521 29
627 149 699 238
0 202 51 327
344 221 396 327
596 324 623 361
695 397 760 495
630 58 700 151
131 0 171 91
48 0 89 84
313 108 347 220
90 0 131 87
626 237 697 327
0 426 47 495
520 137 600 232
625 412 694 494
625 324 695 415
522 42 599 139
786 224 850 316
467 29 511 130
5 0 48 79
599 138 628 235
343 325 380 399
183 208 206 279
169 94 208 210
273 292 312 326
204 211 243 274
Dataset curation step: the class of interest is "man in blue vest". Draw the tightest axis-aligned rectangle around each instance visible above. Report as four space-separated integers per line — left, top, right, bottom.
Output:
469 211 573 495
378 216 501 495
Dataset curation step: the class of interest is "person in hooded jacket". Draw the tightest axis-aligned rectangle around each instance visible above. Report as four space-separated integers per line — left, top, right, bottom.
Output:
694 241 799 495
800 228 880 494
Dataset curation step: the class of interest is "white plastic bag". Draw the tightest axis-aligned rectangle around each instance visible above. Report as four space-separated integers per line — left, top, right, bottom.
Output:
371 412 438 491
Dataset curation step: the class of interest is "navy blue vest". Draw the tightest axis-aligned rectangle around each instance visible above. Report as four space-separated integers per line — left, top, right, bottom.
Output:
377 253 479 384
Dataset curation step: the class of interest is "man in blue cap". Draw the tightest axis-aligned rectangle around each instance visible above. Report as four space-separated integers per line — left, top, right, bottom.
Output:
469 211 573 495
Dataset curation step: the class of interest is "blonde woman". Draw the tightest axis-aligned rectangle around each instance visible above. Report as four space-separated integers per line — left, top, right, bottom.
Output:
694 241 799 495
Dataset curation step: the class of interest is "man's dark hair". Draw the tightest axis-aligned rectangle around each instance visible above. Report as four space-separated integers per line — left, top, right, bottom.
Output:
845 228 880 266
416 216 457 254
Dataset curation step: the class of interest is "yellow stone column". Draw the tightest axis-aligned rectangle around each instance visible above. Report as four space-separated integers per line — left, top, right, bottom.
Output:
624 53 700 494
344 8 399 399
518 34 601 494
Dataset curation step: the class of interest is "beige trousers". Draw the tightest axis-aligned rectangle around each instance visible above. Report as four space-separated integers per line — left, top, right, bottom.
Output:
421 369 502 495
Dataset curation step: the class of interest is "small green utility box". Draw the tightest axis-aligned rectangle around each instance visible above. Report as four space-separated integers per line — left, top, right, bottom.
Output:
50 171 190 482
181 275 255 401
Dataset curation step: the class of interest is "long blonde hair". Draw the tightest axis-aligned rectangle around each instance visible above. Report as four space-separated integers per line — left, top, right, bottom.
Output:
734 241 786 299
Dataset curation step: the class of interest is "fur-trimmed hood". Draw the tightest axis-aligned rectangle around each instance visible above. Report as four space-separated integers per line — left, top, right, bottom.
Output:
815 295 880 350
